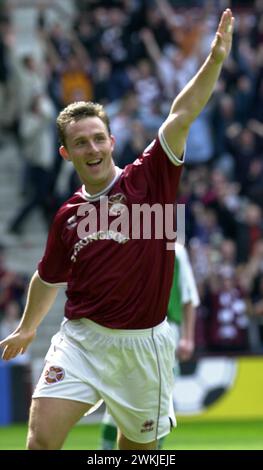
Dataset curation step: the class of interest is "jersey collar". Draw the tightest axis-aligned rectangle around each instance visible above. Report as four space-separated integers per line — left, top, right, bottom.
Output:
81 167 123 202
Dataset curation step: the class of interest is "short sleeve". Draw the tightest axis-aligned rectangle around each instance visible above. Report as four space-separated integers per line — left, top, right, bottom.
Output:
128 133 184 205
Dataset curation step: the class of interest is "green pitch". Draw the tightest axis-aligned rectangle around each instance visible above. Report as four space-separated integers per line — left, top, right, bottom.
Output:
0 420 262 450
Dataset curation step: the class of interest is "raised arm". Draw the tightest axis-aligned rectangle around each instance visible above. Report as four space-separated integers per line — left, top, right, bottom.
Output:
0 271 59 360
161 8 235 157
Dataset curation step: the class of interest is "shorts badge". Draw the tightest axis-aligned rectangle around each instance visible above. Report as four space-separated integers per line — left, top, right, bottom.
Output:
44 366 65 384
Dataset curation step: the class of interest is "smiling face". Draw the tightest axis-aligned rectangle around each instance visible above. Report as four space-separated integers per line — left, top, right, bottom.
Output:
59 116 116 194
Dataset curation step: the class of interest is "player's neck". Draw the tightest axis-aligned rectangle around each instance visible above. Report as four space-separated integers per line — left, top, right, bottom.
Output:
84 165 117 196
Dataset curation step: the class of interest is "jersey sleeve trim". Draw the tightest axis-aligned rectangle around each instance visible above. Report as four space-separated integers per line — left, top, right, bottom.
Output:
158 127 185 166
37 271 67 287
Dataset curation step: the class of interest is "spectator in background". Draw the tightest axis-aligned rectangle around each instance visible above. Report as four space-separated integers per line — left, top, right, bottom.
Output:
43 28 93 108
107 91 139 162
18 55 46 113
219 238 237 268
236 202 263 264
228 127 259 194
244 158 263 209
185 107 214 165
48 22 73 62
93 57 120 104
0 301 30 364
206 265 250 352
60 54 93 105
133 58 162 118
251 273 263 328
0 9 20 142
211 93 237 162
0 19 9 144
191 205 223 245
0 9 9 85
119 120 149 168
0 245 28 319
0 300 20 339
234 74 254 125
73 15 98 61
207 169 240 240
140 28 198 103
8 93 55 235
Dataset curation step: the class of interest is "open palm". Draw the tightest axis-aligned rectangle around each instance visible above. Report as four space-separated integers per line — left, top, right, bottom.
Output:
211 9 235 64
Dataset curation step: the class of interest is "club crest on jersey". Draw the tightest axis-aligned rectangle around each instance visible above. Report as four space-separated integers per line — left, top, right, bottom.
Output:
44 366 65 384
108 193 127 216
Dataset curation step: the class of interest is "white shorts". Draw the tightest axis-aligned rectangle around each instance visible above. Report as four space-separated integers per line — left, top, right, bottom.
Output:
33 318 176 443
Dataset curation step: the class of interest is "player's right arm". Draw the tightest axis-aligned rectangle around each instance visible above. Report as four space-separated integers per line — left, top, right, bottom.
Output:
160 9 234 158
0 271 59 361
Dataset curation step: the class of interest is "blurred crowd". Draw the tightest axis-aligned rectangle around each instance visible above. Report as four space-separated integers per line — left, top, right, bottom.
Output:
0 245 28 347
0 0 262 354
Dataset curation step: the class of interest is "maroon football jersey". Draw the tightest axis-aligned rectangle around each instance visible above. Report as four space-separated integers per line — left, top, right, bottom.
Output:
38 133 183 328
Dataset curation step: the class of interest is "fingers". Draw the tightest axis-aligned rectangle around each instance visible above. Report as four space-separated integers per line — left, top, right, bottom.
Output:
230 16 235 33
0 337 25 360
218 8 234 34
2 345 24 361
210 32 222 54
226 15 235 34
218 10 227 33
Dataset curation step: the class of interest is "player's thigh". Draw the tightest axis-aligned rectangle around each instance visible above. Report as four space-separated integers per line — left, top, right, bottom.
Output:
27 397 93 450
118 432 157 450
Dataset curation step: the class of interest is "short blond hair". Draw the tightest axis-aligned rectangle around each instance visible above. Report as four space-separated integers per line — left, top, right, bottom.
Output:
56 101 111 146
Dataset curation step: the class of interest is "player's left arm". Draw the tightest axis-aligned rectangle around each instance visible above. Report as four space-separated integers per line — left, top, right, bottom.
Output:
176 244 200 361
160 8 234 158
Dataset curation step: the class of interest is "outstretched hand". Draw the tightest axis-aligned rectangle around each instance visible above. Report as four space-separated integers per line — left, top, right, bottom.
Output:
211 8 235 64
0 329 36 361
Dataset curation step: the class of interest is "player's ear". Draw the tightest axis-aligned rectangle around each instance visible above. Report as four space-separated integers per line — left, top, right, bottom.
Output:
59 145 71 161
110 134 116 153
